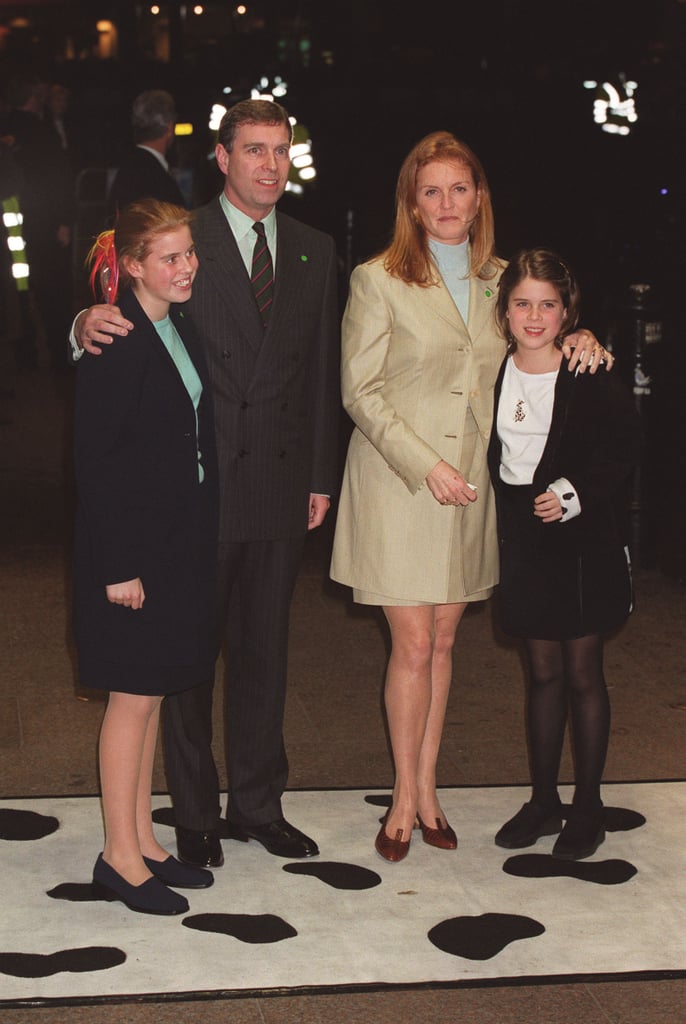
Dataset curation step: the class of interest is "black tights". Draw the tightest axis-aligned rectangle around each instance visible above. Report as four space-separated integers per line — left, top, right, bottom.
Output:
524 634 610 812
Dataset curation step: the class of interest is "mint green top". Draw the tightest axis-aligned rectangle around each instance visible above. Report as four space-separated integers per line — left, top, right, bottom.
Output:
153 315 204 482
429 238 470 325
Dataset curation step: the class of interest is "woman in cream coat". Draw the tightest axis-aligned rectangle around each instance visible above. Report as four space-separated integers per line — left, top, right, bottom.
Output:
330 131 607 862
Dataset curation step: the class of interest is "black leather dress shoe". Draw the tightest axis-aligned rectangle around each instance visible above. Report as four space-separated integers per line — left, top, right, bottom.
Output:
224 817 319 858
175 826 224 868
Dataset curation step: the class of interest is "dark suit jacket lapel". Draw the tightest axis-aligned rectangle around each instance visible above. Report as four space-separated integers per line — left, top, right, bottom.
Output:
193 198 265 353
119 289 203 413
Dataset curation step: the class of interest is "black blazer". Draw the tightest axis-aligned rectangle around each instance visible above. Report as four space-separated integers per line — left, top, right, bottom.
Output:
187 197 341 542
488 357 642 557
107 147 186 219
72 288 218 689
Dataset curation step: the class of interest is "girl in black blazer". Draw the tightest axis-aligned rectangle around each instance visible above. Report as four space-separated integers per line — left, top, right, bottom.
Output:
487 248 641 861
73 201 218 914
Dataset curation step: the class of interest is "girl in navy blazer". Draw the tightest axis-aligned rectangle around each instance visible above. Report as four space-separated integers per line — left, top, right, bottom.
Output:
487 248 641 860
73 201 218 914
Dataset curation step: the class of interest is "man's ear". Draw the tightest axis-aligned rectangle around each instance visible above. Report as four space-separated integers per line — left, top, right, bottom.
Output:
215 143 229 175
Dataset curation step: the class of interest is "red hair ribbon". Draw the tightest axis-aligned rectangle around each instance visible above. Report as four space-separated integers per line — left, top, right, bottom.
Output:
87 230 119 303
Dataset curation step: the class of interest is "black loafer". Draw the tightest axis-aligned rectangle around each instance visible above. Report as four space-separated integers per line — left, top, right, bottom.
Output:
175 826 224 868
224 817 319 858
495 800 563 849
552 807 605 860
143 854 214 889
92 854 189 916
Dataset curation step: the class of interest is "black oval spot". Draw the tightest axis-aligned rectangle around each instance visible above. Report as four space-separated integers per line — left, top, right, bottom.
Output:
0 808 59 841
428 913 545 960
283 860 381 890
503 853 638 885
182 913 297 944
0 946 125 979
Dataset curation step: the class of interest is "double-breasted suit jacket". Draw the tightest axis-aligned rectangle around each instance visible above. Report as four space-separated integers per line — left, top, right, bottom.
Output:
72 288 218 693
187 198 341 541
330 256 505 604
162 196 341 830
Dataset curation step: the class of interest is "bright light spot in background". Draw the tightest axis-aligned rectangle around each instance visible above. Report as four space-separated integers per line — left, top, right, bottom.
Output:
587 77 638 135
193 5 204 14
236 5 247 14
150 5 160 13
209 104 227 131
175 123 193 136
206 82 316 192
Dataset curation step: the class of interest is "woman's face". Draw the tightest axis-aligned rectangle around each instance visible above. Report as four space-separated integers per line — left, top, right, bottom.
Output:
127 225 198 320
414 159 481 245
506 277 567 352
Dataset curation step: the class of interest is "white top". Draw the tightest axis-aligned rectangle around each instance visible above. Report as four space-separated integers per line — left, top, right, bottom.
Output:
497 356 582 521
498 356 556 485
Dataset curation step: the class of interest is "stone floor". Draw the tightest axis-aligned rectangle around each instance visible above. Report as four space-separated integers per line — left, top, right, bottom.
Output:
1 365 684 1022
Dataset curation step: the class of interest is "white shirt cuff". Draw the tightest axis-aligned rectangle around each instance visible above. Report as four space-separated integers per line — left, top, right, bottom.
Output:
548 477 581 522
69 311 87 362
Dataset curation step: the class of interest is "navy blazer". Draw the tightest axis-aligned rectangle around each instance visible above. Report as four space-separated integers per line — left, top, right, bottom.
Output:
72 288 218 681
187 198 341 542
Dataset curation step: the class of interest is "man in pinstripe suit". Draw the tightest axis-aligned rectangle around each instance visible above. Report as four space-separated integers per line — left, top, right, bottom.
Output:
73 100 341 867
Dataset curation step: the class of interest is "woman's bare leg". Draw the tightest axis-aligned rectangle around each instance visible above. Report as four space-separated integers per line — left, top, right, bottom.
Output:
99 691 162 884
382 603 464 839
135 699 172 862
416 602 467 825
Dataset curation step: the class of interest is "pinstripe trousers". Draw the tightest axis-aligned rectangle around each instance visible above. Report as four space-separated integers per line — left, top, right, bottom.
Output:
162 535 305 830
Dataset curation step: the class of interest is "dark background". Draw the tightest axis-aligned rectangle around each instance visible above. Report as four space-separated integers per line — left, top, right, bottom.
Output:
1 0 683 576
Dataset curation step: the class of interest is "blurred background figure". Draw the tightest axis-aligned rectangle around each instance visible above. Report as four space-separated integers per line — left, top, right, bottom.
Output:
0 72 75 372
107 89 187 222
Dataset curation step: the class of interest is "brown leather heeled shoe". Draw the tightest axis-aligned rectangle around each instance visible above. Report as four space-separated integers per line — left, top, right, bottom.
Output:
416 814 458 850
374 812 411 863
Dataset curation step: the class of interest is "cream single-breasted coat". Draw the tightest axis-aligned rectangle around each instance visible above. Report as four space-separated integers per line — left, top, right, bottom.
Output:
330 256 505 603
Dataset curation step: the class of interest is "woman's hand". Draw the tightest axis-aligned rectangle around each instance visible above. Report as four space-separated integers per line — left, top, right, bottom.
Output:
562 330 614 374
533 491 562 523
106 578 145 609
426 460 478 507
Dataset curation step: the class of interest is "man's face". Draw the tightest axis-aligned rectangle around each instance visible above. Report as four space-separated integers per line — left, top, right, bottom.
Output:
216 121 291 220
